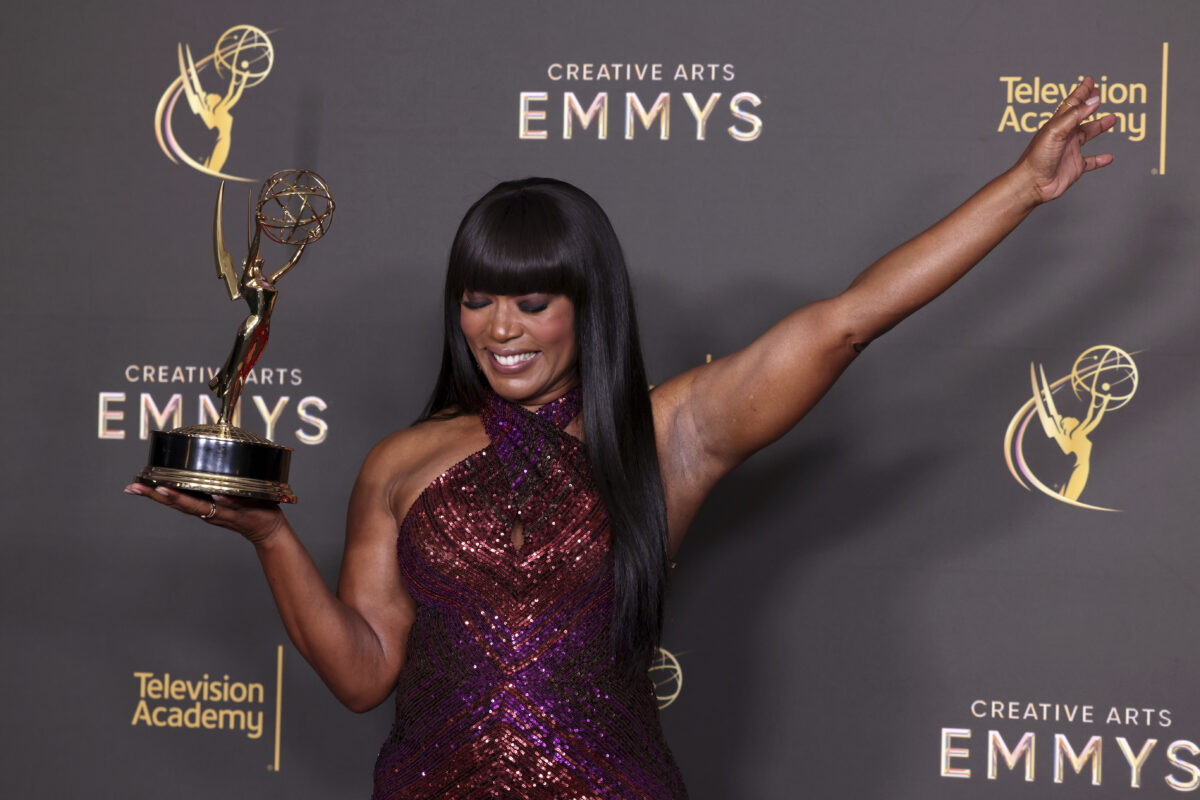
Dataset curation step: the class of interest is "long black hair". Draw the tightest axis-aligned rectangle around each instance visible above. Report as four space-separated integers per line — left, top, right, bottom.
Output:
419 177 669 672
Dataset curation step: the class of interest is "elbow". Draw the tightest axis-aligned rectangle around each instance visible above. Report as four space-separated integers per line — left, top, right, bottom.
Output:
830 275 916 354
845 322 894 354
810 294 873 358
342 694 388 714
839 317 876 355
335 682 395 713
323 657 404 713
847 317 901 352
840 314 898 356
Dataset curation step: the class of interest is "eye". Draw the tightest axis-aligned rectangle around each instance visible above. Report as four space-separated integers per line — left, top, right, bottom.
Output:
517 294 552 313
461 294 491 310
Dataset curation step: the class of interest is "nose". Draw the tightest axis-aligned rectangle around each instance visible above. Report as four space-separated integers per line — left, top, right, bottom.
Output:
488 301 522 342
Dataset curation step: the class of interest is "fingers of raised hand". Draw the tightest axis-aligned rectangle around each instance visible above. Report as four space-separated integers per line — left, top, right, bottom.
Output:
1066 110 1116 174
1043 78 1114 157
1054 77 1099 117
1082 152 1115 173
1049 100 1101 144
1078 113 1117 144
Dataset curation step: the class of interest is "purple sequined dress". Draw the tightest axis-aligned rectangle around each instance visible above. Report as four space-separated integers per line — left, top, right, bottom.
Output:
372 389 687 799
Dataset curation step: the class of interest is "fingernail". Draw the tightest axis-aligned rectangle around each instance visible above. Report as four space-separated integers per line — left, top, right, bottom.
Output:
1086 95 1100 106
155 486 170 496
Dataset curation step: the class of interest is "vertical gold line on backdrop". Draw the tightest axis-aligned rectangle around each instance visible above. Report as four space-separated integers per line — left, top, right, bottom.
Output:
1159 42 1169 175
274 645 284 771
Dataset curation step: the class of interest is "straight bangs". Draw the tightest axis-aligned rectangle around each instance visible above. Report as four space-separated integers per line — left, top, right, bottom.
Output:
450 190 587 304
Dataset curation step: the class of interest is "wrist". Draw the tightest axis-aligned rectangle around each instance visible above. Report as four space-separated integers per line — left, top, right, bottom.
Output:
249 510 289 550
997 163 1044 216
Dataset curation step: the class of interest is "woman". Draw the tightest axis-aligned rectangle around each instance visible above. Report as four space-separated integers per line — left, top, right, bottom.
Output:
126 79 1115 799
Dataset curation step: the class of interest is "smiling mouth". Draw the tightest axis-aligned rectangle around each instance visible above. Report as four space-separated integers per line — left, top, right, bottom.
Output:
491 351 539 366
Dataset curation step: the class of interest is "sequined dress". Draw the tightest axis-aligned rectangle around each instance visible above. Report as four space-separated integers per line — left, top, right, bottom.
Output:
372 389 688 799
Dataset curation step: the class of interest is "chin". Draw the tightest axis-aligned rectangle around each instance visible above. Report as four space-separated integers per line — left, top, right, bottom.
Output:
488 377 574 408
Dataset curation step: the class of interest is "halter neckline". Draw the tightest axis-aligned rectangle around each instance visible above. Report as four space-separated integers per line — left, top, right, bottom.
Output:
480 386 582 498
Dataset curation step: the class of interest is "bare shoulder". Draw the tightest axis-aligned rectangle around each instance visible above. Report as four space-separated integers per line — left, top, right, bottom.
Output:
360 414 491 524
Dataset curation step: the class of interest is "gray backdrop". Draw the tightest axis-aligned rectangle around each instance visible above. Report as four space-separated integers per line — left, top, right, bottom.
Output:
3 1 1198 797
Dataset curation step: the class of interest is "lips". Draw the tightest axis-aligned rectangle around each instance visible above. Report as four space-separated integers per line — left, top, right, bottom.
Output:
493 351 537 366
487 349 541 373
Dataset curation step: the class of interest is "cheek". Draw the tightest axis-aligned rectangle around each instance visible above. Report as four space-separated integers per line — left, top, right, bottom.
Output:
458 310 484 343
541 313 576 356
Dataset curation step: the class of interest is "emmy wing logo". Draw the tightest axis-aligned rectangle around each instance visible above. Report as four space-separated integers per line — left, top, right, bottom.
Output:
154 25 274 181
651 647 683 710
1004 346 1139 511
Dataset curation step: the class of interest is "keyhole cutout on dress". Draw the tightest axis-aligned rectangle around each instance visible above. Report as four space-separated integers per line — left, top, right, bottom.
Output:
510 521 525 552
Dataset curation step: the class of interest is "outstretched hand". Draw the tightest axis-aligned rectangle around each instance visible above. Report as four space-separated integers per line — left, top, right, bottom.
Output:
1015 76 1117 205
124 482 286 546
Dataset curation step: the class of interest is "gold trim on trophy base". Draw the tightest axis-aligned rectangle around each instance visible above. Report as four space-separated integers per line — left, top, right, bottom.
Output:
168 423 276 443
137 465 297 503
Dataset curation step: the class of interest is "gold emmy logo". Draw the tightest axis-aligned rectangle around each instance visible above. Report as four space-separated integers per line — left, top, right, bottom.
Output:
1004 345 1139 511
650 647 683 709
154 25 275 181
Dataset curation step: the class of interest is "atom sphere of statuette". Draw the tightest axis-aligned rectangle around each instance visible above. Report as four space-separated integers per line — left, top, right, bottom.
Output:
255 169 335 246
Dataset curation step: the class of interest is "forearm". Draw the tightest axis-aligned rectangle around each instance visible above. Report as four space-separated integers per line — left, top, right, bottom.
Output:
839 166 1037 346
253 522 401 711
124 479 408 710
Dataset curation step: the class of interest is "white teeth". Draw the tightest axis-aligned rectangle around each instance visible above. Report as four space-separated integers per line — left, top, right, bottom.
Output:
493 352 537 366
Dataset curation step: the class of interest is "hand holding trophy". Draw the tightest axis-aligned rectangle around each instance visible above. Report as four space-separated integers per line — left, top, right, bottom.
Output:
136 169 334 503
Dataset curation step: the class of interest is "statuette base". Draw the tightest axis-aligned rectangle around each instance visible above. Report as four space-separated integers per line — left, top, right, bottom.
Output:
136 426 297 503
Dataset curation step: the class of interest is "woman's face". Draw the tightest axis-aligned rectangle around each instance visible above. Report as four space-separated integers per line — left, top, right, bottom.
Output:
459 291 578 408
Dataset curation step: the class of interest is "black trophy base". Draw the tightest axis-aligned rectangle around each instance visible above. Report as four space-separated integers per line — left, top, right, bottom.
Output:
136 425 297 503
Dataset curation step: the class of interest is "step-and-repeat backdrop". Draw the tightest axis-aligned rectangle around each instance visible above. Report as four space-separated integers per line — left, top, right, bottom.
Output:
4 1 1197 797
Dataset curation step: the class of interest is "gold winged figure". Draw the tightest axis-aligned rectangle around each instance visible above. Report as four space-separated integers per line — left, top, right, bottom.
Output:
178 43 249 173
209 182 307 427
1030 362 1109 501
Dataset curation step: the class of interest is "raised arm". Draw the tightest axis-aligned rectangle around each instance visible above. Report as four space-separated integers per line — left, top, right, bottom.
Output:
653 78 1115 545
124 435 417 712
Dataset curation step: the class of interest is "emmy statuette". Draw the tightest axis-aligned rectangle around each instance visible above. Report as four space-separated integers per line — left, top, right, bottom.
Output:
136 169 334 502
